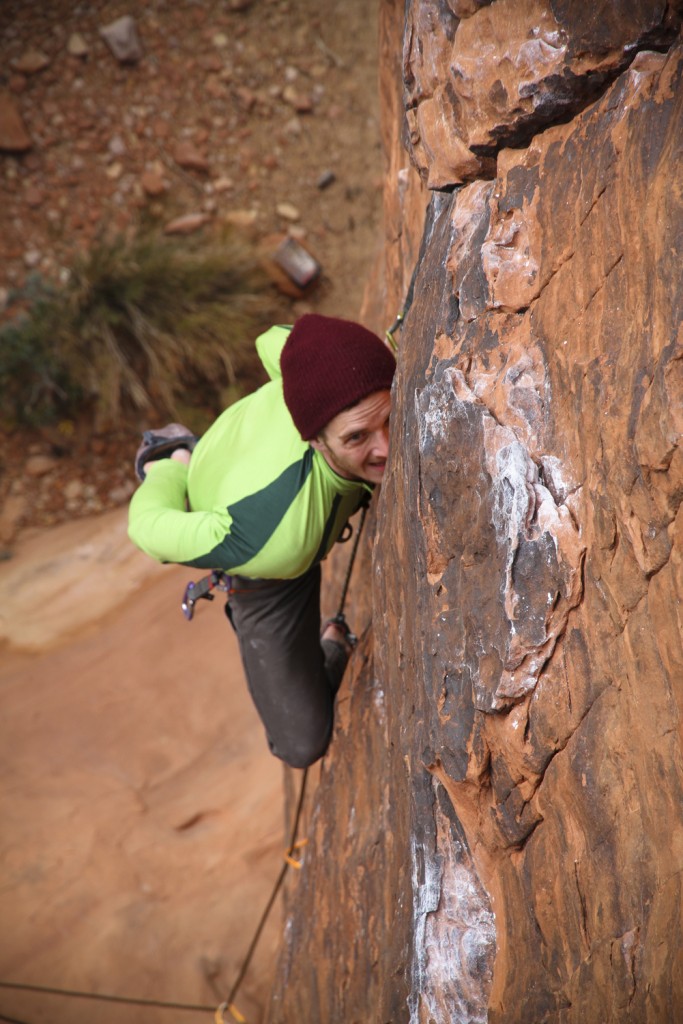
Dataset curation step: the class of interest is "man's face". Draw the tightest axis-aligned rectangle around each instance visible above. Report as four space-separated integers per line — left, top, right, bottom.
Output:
311 389 391 485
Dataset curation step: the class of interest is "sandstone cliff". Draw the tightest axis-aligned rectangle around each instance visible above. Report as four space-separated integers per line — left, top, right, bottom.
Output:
268 2 683 1022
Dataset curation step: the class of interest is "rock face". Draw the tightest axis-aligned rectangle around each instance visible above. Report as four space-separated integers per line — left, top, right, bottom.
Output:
268 2 683 1022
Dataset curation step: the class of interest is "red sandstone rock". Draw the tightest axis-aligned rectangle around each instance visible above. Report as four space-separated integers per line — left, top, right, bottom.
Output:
140 169 167 196
268 10 683 1024
403 0 489 187
404 0 682 186
172 139 209 172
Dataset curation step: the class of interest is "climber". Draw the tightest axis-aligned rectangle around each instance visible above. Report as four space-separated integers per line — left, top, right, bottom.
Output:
128 314 395 769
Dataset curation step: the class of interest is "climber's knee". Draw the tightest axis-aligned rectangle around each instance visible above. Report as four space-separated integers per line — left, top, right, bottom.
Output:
269 721 333 770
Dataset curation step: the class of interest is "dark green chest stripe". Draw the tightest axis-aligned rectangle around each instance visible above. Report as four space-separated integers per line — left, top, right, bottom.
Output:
182 447 314 571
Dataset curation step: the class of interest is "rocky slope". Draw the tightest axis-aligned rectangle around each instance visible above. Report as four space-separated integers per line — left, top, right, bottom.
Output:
269 1 683 1022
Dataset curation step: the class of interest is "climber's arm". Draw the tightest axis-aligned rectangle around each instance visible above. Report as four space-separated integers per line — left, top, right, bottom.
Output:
127 459 233 567
255 324 291 380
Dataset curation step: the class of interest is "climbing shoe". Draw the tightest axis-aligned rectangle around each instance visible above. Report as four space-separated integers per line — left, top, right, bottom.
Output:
134 422 199 481
321 613 357 653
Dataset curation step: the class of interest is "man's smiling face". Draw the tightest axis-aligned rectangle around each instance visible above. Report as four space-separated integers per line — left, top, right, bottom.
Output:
311 389 391 485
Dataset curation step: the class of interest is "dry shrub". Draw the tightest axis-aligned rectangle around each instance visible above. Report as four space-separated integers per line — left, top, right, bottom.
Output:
0 230 280 430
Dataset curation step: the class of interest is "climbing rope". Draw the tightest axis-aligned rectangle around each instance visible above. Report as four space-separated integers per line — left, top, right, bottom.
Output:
215 764 309 1023
0 979 214 1014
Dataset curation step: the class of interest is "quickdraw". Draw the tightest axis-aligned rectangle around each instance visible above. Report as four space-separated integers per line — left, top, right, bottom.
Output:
181 570 232 621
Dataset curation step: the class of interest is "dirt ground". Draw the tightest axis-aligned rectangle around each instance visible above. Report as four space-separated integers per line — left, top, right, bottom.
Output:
0 2 382 1022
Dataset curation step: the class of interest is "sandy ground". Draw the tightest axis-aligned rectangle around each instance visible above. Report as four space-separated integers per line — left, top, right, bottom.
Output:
0 512 290 1024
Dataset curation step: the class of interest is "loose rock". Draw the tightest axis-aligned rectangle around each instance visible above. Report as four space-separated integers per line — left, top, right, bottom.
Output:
108 482 135 504
23 250 42 268
99 16 144 63
172 140 209 172
276 201 301 221
283 86 313 113
63 479 85 502
24 186 45 208
316 170 336 189
224 209 259 227
0 93 32 152
140 169 167 196
67 33 89 58
212 176 235 192
11 49 51 75
25 455 59 478
163 212 212 234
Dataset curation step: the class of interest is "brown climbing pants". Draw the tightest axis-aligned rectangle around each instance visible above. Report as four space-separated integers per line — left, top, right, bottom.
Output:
225 565 348 769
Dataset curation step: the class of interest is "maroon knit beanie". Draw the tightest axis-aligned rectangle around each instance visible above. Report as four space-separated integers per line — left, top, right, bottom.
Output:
281 313 396 440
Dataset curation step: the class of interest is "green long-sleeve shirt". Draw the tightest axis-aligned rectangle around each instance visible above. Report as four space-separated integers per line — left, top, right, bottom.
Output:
128 325 371 579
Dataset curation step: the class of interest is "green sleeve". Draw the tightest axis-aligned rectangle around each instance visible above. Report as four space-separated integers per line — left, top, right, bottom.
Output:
255 324 291 380
128 460 233 566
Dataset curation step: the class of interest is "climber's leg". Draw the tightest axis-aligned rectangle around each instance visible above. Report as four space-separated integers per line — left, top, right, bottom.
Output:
225 566 349 769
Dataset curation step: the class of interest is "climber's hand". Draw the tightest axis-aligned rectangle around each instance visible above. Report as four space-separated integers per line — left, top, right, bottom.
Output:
171 448 192 465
